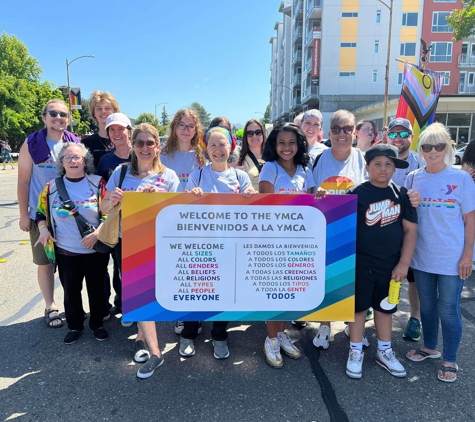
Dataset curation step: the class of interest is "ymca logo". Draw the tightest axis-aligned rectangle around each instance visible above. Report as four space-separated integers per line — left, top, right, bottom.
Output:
445 185 458 195
366 200 401 227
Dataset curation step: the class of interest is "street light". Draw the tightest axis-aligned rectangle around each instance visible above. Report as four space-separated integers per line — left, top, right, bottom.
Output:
254 111 264 116
66 55 95 130
155 102 168 120
378 0 394 127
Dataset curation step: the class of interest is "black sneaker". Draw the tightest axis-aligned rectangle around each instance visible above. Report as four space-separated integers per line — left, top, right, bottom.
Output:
291 321 307 328
137 355 164 379
64 329 83 344
91 327 109 341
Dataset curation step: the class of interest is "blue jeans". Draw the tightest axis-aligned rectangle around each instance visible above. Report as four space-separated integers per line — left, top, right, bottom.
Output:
413 269 465 363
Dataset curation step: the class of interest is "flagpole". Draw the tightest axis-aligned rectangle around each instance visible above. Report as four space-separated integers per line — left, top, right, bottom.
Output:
378 0 393 128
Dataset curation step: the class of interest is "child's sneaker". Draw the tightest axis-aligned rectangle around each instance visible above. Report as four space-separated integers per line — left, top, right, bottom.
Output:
375 348 406 377
402 317 421 341
179 337 195 357
344 325 370 348
264 337 283 368
346 349 364 379
277 332 301 359
366 308 374 321
313 325 331 349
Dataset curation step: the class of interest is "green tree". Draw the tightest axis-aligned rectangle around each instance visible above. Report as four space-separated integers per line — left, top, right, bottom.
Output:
261 104 270 125
447 1 475 40
190 102 211 127
235 128 244 139
161 106 170 126
71 109 90 136
135 112 159 128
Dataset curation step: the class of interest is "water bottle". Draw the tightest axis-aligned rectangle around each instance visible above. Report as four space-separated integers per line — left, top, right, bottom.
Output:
387 279 402 305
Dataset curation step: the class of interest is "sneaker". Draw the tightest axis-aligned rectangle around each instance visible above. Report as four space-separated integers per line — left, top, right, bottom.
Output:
174 321 203 335
179 337 195 357
64 329 83 345
366 308 374 321
313 325 331 349
212 340 230 359
403 317 421 341
91 327 109 341
264 337 283 368
136 354 164 379
346 349 364 379
375 348 407 378
134 340 150 363
291 320 307 328
344 325 370 348
277 332 301 359
121 318 134 328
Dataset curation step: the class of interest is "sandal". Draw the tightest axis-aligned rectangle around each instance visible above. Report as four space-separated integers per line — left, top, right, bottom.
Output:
406 348 441 362
45 308 63 328
437 364 458 383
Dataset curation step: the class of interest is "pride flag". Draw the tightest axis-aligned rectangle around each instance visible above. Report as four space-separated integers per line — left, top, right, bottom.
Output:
396 63 444 150
70 87 82 110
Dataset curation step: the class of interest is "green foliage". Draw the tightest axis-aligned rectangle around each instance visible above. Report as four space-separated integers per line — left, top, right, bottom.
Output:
190 102 211 127
161 106 170 126
135 112 159 128
235 128 244 139
261 104 270 125
71 109 90 136
447 1 475 40
158 125 169 136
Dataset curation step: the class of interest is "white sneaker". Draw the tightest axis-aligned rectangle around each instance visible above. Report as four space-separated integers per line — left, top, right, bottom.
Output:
264 337 283 368
346 349 364 379
375 348 406 378
179 337 195 357
134 340 150 363
344 325 370 348
277 332 301 359
174 321 184 334
121 318 134 328
313 325 331 349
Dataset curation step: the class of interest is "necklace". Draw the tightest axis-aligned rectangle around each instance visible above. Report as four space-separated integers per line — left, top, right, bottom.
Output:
141 171 147 177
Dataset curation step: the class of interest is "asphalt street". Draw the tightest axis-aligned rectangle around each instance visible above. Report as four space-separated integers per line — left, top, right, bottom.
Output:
1 168 475 422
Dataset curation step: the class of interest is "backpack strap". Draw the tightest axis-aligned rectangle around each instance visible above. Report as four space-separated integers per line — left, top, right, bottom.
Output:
312 152 324 171
118 164 128 189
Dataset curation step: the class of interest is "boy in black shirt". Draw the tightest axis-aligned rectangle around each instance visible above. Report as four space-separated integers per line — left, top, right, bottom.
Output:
345 144 418 379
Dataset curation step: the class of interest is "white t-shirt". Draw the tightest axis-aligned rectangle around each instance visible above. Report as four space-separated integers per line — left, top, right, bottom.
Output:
259 161 316 194
186 165 252 193
160 150 205 192
312 148 368 194
392 150 422 187
406 166 475 275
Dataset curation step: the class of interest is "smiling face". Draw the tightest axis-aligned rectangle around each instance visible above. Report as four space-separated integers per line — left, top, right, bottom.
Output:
176 114 196 144
94 101 115 127
207 133 230 165
62 144 85 178
276 130 298 164
108 124 130 148
246 122 264 149
387 125 412 157
366 156 395 187
133 132 159 163
301 116 322 145
421 142 447 168
42 101 69 134
329 120 355 153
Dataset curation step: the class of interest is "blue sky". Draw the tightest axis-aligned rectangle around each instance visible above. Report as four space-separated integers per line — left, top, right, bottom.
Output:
1 1 281 126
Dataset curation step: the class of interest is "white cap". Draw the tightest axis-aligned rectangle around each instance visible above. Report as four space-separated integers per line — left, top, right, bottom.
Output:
105 113 132 129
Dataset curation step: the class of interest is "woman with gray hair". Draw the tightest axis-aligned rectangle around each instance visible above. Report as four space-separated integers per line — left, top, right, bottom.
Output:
35 142 110 345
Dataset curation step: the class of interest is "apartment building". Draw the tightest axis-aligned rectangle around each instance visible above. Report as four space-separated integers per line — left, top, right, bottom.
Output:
269 0 475 143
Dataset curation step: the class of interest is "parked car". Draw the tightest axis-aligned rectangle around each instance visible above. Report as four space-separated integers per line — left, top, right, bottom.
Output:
455 147 465 165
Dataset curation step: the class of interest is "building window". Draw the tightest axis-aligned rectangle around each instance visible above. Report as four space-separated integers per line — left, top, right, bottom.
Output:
374 41 379 53
342 12 358 17
432 12 452 33
397 72 404 85
400 43 416 56
434 0 455 2
439 71 450 86
339 72 356 77
402 13 418 26
372 70 378 83
471 44 475 56
469 73 475 86
430 42 453 62
341 42 357 47
376 10 381 23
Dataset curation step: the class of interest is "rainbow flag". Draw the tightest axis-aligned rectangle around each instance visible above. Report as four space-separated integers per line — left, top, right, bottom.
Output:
70 87 82 110
396 63 444 150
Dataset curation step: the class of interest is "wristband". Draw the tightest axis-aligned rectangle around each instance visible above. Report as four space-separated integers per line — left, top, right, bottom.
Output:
38 224 47 230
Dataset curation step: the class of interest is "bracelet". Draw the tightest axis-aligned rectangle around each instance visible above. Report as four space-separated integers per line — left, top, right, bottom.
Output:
38 224 47 230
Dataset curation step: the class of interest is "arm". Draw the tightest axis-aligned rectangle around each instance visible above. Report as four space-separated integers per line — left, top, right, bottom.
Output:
17 141 33 231
259 181 274 194
392 220 418 282
459 210 475 280
100 188 123 214
407 189 421 208
34 184 56 247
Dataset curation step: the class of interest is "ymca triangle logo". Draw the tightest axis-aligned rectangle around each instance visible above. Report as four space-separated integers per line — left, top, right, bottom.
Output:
445 185 457 195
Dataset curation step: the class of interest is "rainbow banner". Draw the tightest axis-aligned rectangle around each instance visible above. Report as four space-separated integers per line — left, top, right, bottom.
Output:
121 193 356 322
396 63 444 150
70 87 82 110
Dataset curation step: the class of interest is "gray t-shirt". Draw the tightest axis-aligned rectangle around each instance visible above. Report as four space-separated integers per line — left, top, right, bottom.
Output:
160 150 205 192
406 166 475 275
312 148 368 194
392 150 422 187
307 142 328 169
259 162 316 193
106 165 180 193
51 176 101 254
186 165 252 193
28 138 60 219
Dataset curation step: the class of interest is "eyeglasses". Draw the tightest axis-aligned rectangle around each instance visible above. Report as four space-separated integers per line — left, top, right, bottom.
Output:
47 110 68 118
246 130 263 137
178 122 196 131
134 140 156 148
388 131 411 139
331 125 354 135
421 143 446 153
62 155 84 163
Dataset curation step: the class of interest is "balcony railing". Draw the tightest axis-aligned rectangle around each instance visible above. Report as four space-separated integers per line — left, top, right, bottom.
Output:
294 0 302 16
458 54 475 67
306 0 323 18
293 73 302 85
459 83 475 94
293 26 303 42
292 52 302 64
306 56 312 71
302 85 319 101
293 97 301 106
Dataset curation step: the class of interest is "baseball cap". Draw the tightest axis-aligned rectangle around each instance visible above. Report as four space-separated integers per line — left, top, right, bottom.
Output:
365 144 409 169
388 118 413 133
105 113 132 130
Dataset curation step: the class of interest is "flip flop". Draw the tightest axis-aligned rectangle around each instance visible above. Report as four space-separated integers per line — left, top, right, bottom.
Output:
437 364 458 383
45 308 64 328
406 348 441 362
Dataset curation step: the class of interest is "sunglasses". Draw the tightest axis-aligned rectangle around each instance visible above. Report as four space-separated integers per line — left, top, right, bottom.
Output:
134 140 156 148
421 143 446 153
47 110 68 118
388 131 411 139
62 155 84 163
246 130 263 137
331 125 354 135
